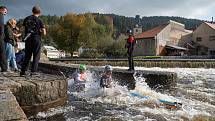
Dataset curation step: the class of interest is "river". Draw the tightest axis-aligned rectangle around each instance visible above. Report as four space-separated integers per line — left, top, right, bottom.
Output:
29 67 215 121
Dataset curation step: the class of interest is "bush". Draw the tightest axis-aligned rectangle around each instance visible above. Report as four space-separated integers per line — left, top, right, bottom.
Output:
80 50 104 58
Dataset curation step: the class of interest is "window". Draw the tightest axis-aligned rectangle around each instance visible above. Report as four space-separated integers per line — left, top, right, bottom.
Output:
210 50 215 55
196 37 202 42
209 36 215 41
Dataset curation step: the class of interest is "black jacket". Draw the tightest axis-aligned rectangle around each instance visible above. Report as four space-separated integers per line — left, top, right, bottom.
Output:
4 24 16 46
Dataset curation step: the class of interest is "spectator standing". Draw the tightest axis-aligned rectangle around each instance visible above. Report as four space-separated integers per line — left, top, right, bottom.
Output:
0 6 8 72
4 19 19 71
20 6 46 76
125 29 136 71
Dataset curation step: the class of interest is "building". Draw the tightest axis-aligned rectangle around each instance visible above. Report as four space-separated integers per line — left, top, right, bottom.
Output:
133 24 143 36
134 20 192 56
133 15 143 36
192 22 215 55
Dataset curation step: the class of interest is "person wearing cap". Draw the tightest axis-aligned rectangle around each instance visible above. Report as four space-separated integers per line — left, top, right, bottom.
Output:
20 6 46 76
125 29 136 71
73 64 87 92
0 6 8 72
100 65 113 88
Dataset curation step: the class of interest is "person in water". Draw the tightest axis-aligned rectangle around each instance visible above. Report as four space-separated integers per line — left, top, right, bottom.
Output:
73 64 87 92
100 65 113 88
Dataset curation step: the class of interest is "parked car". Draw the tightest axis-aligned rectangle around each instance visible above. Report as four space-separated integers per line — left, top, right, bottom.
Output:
72 51 79 57
59 50 66 58
43 46 60 58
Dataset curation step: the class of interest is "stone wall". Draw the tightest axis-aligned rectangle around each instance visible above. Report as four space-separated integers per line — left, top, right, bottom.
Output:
0 72 68 118
0 90 28 121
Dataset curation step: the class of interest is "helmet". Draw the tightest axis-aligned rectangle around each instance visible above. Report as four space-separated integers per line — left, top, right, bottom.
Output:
79 64 86 71
104 65 113 72
127 29 132 34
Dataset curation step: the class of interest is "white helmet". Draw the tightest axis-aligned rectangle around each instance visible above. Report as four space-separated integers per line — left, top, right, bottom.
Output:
104 65 113 72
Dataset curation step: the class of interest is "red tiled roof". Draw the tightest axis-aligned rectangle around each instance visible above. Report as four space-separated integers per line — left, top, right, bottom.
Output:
204 22 215 30
135 24 168 39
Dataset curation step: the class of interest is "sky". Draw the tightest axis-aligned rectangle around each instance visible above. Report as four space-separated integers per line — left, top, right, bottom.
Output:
1 0 215 21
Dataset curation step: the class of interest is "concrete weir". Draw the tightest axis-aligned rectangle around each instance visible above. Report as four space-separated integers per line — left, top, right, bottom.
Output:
0 72 67 120
38 62 177 89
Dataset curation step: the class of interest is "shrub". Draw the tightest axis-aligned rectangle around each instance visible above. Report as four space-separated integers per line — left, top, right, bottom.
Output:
80 50 104 58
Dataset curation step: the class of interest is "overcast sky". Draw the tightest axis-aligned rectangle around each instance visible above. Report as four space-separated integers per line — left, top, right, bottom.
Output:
1 0 215 21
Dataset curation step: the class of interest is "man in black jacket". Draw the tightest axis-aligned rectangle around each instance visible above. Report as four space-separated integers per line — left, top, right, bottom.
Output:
0 6 8 72
20 6 46 76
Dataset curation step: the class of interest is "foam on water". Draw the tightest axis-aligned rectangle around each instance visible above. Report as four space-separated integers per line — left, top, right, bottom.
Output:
33 67 215 121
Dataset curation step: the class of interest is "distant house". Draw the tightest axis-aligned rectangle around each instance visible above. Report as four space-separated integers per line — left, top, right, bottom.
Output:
133 24 142 36
134 20 192 56
192 22 215 55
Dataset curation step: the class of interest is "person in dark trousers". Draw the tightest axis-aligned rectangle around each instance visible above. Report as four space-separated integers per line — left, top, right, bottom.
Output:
126 29 136 71
0 6 8 72
15 49 25 69
20 6 46 76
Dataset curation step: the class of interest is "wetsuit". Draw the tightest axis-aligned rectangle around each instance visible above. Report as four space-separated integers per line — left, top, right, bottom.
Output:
100 74 112 88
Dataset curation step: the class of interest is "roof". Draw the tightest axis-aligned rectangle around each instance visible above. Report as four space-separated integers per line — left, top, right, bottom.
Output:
165 45 188 51
135 24 168 39
204 22 215 30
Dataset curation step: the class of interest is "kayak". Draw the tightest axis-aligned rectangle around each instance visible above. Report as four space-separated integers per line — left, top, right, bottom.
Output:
130 92 149 100
130 92 182 109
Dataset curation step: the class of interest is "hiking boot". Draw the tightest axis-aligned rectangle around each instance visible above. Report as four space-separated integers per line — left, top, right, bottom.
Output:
14 68 20 72
30 72 40 76
20 71 28 76
127 68 135 71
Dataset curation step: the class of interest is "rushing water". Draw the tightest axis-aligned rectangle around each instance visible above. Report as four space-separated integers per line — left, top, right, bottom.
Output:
29 67 215 121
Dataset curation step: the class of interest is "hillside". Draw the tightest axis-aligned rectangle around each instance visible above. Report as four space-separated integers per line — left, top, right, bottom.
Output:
94 13 203 33
37 13 203 34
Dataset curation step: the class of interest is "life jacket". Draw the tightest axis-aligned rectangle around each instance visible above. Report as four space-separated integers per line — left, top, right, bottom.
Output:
74 72 86 84
127 36 135 43
100 74 112 88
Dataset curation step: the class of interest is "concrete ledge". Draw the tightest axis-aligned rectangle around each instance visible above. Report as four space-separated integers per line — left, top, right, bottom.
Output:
0 72 68 119
38 62 177 90
0 90 28 121
112 69 177 90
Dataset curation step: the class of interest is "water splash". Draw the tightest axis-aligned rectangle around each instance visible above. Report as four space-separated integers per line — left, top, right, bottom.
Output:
32 68 215 121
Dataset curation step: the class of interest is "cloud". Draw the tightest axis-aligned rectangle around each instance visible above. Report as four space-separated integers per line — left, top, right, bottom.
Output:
1 0 215 20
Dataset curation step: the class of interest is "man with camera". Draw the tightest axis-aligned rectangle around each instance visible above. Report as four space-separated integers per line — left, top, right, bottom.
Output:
20 6 46 76
0 6 8 73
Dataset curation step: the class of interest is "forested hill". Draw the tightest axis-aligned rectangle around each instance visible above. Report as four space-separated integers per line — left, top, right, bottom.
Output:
37 14 203 34
93 13 203 33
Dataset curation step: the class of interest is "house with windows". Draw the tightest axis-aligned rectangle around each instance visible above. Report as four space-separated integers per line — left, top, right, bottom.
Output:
192 22 215 55
133 24 142 36
134 20 191 56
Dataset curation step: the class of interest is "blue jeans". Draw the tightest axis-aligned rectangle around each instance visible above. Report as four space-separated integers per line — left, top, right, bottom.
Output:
5 43 18 70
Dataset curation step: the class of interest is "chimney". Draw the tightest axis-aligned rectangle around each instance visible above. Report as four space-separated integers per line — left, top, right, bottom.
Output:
212 17 214 24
